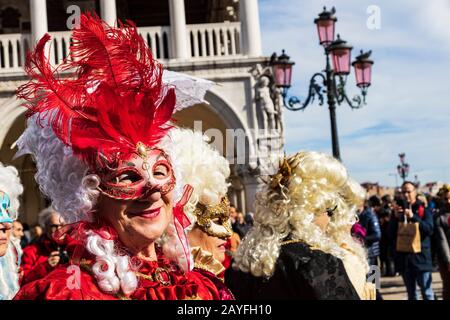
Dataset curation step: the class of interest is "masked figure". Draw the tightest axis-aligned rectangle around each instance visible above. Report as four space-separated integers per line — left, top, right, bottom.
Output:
165 129 234 299
13 13 223 300
226 151 374 300
0 163 23 300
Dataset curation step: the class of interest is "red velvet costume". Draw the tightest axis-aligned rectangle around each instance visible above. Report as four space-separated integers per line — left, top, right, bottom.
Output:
15 223 223 300
20 236 59 285
13 13 232 300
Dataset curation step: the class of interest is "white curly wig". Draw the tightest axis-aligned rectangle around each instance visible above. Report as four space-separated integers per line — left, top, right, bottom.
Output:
233 151 368 278
15 116 95 223
0 162 24 221
14 115 205 295
160 128 230 228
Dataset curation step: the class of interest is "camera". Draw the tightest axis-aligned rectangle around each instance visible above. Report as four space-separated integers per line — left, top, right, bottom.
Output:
58 246 70 264
395 197 408 210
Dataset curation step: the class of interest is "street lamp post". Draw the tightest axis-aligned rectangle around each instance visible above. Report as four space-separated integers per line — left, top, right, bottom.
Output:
397 153 409 183
270 7 374 161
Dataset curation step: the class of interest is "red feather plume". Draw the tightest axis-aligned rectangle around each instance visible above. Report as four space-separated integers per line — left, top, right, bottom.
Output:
17 13 175 169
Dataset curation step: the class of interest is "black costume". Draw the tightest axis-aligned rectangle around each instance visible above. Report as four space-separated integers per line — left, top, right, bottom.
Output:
226 241 360 300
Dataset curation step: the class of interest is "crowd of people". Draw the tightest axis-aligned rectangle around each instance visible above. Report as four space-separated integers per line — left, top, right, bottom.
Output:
351 183 450 300
0 13 449 301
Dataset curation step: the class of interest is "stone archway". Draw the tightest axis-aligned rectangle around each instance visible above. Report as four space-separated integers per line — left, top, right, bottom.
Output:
0 96 44 225
173 90 259 213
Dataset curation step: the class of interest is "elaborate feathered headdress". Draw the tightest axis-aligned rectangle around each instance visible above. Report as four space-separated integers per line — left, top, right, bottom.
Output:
17 13 175 169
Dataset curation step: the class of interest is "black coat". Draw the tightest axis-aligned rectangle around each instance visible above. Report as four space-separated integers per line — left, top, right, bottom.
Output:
388 200 434 272
225 241 360 300
232 222 251 239
359 208 381 258
434 207 450 264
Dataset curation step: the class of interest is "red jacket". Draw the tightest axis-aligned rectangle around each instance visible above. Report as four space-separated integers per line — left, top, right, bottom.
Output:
20 235 59 285
15 260 225 300
15 222 230 300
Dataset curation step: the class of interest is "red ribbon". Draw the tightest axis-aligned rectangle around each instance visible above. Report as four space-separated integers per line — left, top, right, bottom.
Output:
172 184 194 270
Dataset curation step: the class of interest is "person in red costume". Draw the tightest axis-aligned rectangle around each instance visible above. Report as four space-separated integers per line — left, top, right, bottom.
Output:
13 13 227 300
165 128 234 299
20 208 65 285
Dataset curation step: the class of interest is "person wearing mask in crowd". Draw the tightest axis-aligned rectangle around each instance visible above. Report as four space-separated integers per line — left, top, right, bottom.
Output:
227 151 368 300
0 162 24 300
389 181 435 300
14 13 228 300
434 186 450 300
20 208 66 285
171 128 234 299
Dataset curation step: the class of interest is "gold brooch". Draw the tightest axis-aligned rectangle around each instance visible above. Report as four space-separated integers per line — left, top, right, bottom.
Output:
136 142 148 159
136 267 172 286
154 267 172 286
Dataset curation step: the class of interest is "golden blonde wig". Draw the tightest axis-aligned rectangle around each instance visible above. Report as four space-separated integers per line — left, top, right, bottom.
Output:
233 151 368 278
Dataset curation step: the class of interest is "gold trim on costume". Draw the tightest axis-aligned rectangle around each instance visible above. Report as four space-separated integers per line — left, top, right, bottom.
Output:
136 267 172 286
280 239 320 251
183 295 202 300
191 246 225 279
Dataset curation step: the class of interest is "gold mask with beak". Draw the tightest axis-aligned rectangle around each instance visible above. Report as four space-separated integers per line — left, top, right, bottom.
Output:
194 197 232 239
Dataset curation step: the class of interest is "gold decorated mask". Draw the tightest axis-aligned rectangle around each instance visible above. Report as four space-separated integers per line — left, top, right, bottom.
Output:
194 197 232 239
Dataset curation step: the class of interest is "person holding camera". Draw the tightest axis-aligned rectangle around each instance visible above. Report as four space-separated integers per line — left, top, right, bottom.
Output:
389 181 434 300
20 208 66 285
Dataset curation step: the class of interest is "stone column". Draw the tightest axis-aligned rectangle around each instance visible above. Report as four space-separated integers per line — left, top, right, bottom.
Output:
100 0 117 27
169 0 189 59
239 0 262 57
30 0 48 45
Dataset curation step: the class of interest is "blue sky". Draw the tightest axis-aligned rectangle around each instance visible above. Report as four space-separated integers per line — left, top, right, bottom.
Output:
258 0 450 187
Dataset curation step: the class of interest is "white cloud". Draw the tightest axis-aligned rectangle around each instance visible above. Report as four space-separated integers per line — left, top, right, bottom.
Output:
417 0 450 51
260 0 450 186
